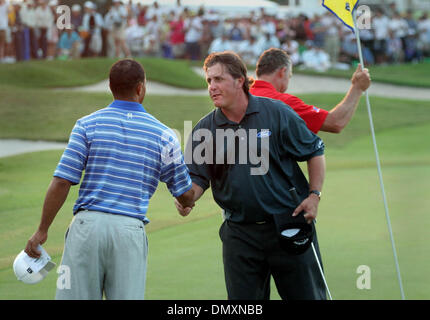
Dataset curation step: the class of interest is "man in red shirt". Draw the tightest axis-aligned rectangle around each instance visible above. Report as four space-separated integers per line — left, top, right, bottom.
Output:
249 48 371 134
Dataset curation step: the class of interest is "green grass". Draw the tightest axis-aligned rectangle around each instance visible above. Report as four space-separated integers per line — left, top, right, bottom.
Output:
3 56 430 91
0 121 429 299
1 85 430 151
158 58 430 88
0 58 206 89
296 61 430 88
0 87 213 142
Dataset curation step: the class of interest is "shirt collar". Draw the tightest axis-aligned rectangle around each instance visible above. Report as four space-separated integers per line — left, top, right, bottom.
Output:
251 79 277 91
108 100 147 113
214 94 260 126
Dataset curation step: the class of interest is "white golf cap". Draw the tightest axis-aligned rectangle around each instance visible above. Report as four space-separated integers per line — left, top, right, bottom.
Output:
13 246 56 285
72 4 81 11
84 1 94 9
49 0 58 6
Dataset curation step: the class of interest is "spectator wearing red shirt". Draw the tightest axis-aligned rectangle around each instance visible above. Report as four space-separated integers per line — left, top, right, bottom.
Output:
250 48 371 134
169 11 185 58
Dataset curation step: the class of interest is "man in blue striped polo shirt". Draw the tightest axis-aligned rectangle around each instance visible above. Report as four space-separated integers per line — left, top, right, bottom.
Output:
24 59 195 300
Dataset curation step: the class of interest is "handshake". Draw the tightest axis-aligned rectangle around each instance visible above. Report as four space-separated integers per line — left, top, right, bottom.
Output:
173 183 203 217
174 199 194 217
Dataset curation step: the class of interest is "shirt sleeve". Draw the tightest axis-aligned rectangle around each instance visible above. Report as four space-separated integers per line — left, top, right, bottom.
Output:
159 128 193 197
53 119 89 185
280 106 325 162
283 95 329 134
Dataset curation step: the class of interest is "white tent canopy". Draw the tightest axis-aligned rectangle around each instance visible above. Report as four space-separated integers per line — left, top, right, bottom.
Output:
135 0 280 15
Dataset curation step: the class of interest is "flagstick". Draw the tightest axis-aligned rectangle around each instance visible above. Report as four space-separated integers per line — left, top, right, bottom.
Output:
352 11 405 300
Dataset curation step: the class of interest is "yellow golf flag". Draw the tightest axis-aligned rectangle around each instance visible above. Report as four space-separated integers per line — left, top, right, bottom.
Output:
322 0 359 30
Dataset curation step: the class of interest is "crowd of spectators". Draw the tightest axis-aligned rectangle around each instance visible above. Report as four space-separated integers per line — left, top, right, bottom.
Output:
1 0 430 71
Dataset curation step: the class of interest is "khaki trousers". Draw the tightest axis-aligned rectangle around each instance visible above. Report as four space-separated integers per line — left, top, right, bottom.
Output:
55 210 148 300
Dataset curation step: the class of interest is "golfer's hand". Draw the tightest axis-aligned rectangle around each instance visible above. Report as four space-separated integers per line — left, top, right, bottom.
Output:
292 194 320 224
25 229 47 258
351 64 371 92
174 199 193 217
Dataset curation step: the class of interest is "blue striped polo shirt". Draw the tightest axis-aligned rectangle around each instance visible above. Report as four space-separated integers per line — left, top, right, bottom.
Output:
53 100 192 223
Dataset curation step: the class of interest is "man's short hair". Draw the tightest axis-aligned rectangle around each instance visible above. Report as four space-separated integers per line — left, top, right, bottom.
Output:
256 48 292 78
109 59 146 97
203 51 251 95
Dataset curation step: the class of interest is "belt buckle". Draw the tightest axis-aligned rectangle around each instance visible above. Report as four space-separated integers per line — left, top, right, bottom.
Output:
256 221 266 225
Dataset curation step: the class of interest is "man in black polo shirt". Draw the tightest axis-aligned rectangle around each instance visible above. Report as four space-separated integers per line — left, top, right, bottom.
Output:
176 51 326 300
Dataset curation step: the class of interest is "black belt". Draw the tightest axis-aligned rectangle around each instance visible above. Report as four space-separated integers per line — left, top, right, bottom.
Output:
224 210 274 225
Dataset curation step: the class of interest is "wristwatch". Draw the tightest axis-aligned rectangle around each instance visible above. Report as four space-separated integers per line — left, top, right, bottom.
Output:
309 190 321 199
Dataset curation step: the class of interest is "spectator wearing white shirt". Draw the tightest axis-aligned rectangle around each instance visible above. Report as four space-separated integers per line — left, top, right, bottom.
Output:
256 32 280 53
209 15 224 40
403 10 421 62
173 0 184 19
126 0 137 19
0 0 9 62
20 0 37 59
124 18 144 56
47 0 59 60
302 41 331 72
388 12 409 43
184 8 203 60
237 35 260 66
103 4 115 58
281 37 300 66
418 13 430 56
208 32 232 54
144 14 161 56
260 15 276 36
34 0 53 58
405 9 418 37
145 1 163 21
386 29 403 64
372 9 390 64
81 1 104 57
105 0 130 58
321 12 341 64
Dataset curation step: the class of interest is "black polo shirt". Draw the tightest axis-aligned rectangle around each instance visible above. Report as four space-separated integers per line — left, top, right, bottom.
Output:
186 94 324 223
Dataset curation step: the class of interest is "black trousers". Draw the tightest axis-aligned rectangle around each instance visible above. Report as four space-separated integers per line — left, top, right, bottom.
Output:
38 28 48 59
219 219 326 300
29 28 38 59
13 30 25 61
